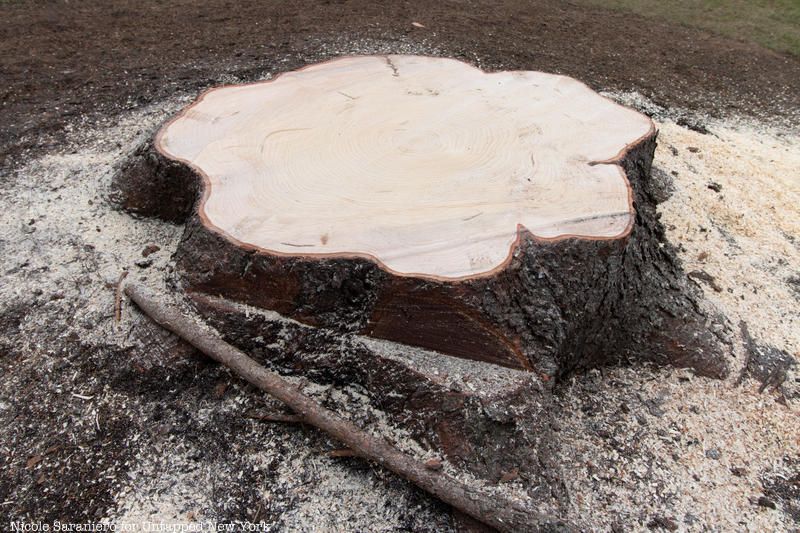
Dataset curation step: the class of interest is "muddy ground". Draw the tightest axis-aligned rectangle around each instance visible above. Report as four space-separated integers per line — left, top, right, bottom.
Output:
1 1 798 531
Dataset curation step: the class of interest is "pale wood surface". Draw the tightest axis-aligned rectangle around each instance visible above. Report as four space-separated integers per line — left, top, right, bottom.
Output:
157 55 653 279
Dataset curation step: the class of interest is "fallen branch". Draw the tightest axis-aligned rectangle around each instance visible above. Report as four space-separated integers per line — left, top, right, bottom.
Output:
123 282 570 532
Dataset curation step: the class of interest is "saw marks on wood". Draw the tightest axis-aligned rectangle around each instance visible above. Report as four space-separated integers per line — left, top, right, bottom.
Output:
157 55 654 279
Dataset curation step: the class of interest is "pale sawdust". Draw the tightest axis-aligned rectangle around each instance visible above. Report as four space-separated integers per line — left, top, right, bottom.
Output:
656 119 800 355
271 449 451 533
1 86 797 531
552 102 799 531
557 366 799 531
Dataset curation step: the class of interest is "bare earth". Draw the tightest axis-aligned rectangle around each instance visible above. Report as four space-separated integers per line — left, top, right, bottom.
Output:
0 1 798 531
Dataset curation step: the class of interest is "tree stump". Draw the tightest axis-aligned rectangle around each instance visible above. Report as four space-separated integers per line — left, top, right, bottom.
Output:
112 55 730 381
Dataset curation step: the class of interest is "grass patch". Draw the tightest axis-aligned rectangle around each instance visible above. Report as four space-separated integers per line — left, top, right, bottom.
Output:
576 0 800 56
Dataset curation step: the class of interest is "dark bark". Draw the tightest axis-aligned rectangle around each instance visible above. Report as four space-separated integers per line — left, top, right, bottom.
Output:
109 135 199 223
111 128 730 380
124 282 573 533
109 111 737 532
188 292 567 493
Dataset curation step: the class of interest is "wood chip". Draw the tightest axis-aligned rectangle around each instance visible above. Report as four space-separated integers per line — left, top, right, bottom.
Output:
327 448 357 458
499 468 519 482
212 381 228 399
424 457 443 470
71 393 94 400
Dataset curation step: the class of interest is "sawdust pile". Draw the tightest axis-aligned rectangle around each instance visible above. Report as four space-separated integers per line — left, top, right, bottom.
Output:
0 87 797 531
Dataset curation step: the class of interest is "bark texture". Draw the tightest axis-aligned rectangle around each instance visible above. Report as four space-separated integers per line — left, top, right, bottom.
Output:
124 282 573 532
188 292 567 491
109 136 199 223
113 128 730 380
110 76 735 525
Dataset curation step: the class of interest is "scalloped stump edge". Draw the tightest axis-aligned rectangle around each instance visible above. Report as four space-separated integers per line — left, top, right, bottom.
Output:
110 57 732 381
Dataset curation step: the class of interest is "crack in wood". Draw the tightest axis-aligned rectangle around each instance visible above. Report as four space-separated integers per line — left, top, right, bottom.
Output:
385 56 400 77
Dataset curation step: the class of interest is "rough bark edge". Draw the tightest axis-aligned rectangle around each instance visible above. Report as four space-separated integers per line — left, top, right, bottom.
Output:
188 291 569 497
124 282 575 533
553 135 732 378
109 134 199 223
109 62 731 379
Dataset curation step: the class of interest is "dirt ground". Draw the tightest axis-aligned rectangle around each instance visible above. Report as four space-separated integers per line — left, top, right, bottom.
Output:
3 0 800 171
1 1 798 531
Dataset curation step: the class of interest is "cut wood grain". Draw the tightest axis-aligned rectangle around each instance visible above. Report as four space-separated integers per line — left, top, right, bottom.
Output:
156 55 652 280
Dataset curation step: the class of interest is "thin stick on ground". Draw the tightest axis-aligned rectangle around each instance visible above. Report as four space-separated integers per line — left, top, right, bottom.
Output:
114 270 128 325
123 282 570 533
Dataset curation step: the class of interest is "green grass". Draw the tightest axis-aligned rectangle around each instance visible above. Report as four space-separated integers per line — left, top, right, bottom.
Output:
576 0 800 56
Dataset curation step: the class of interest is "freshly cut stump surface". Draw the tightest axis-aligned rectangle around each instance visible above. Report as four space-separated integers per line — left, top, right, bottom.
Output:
158 55 649 279
113 55 731 380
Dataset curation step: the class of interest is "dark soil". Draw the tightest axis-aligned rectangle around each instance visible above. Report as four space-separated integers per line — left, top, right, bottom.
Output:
0 306 449 528
1 0 798 528
2 0 800 170
762 457 800 524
